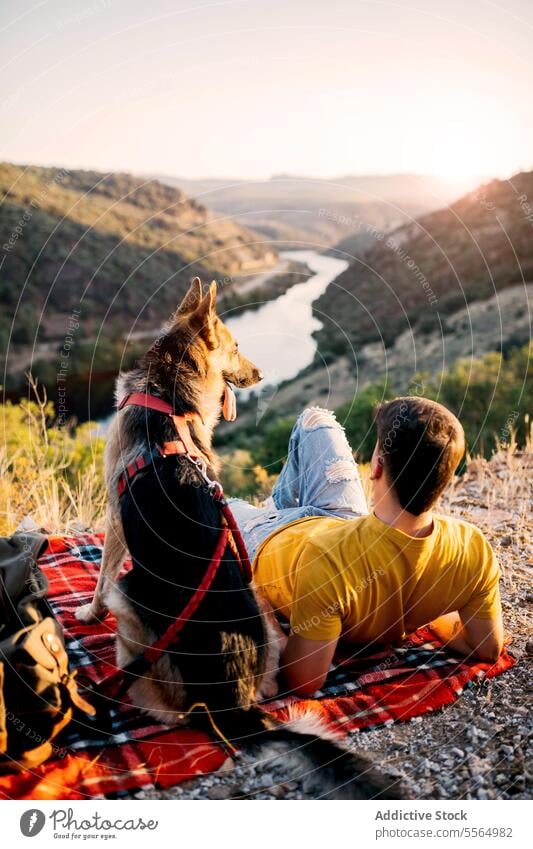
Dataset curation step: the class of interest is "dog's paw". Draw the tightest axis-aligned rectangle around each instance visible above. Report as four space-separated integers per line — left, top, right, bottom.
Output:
75 603 108 624
256 673 279 701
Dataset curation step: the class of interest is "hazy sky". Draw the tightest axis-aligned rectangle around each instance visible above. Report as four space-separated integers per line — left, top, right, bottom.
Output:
1 0 532 180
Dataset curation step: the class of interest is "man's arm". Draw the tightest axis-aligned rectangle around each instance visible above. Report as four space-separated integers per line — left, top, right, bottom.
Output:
429 608 504 662
280 633 338 697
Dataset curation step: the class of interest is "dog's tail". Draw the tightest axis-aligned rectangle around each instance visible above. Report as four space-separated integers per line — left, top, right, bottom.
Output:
193 704 406 800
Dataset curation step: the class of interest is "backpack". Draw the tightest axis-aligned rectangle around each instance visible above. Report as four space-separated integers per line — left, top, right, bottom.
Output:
0 533 95 772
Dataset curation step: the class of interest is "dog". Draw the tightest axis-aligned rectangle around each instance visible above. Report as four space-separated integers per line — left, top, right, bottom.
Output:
76 277 405 799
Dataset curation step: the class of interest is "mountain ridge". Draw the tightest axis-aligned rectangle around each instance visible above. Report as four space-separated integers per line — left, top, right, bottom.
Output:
151 172 469 248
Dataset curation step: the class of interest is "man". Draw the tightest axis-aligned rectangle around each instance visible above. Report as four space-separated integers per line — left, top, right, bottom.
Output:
229 398 504 697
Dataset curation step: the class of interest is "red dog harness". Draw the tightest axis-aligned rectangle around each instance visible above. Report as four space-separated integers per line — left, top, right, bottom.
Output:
105 392 252 698
116 392 206 496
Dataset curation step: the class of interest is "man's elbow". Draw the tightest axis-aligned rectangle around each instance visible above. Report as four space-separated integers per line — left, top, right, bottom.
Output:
473 637 504 663
284 669 326 698
290 681 320 698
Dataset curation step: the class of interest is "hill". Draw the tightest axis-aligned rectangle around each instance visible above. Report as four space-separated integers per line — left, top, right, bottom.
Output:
0 163 276 357
152 173 466 248
313 170 533 359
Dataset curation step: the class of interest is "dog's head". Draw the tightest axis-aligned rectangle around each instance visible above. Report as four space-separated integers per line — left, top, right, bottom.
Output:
145 277 262 421
176 277 263 387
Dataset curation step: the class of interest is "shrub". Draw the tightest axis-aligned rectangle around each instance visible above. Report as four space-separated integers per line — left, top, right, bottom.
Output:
336 380 392 461
219 449 276 501
250 417 295 474
411 341 532 456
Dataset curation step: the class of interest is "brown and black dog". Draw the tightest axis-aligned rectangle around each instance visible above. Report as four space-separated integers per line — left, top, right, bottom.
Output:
76 278 404 799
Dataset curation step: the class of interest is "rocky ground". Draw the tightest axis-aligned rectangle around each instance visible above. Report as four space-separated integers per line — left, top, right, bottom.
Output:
136 448 532 801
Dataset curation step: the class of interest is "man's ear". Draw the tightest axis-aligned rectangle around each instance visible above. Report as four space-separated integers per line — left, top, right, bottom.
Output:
369 454 384 481
189 281 218 347
175 277 203 316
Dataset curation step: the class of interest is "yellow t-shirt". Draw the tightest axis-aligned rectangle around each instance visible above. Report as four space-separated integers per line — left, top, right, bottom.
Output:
252 513 501 642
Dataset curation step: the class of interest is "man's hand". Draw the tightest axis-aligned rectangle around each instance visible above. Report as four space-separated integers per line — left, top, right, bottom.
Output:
429 609 504 662
280 633 338 697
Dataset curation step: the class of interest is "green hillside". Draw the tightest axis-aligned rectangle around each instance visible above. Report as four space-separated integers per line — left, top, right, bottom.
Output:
0 163 276 355
314 171 533 359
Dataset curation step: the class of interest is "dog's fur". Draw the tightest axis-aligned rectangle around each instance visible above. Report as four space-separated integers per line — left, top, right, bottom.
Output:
76 278 405 799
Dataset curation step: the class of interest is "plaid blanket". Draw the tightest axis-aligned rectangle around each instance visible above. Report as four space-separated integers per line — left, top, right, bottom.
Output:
0 533 516 800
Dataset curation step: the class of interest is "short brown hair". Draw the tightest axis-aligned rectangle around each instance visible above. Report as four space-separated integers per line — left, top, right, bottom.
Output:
375 397 465 515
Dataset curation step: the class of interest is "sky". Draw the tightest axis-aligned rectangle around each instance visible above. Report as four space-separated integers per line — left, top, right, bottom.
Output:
1 0 532 181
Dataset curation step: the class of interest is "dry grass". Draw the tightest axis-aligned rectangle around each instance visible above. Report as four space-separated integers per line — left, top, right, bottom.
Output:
441 425 533 592
0 380 106 535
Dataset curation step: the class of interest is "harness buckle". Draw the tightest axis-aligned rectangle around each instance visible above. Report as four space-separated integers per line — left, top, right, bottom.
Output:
186 456 225 501
191 456 208 478
208 480 225 501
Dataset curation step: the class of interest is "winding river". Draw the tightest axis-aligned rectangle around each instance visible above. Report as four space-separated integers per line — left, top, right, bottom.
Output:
225 250 348 390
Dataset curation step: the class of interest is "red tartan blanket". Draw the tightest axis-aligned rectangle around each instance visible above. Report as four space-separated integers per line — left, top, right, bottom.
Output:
0 533 516 800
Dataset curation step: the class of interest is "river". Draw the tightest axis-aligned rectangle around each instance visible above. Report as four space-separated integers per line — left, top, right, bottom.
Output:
225 250 348 390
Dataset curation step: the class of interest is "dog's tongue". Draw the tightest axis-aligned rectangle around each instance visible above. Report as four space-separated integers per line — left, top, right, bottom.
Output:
222 384 237 421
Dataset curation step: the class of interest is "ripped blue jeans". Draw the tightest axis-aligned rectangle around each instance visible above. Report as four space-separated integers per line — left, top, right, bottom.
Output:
228 407 369 563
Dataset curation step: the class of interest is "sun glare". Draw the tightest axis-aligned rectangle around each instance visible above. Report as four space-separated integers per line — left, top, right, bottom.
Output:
423 117 516 187
427 133 483 183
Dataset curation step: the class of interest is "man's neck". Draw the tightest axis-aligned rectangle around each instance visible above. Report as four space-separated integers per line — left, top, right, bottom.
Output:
374 499 434 538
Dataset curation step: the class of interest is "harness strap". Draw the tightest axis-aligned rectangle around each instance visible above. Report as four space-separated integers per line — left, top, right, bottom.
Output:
144 526 229 664
165 415 201 457
103 503 252 699
117 394 206 495
118 392 174 415
117 447 161 498
102 525 230 699
119 392 204 458
220 501 252 584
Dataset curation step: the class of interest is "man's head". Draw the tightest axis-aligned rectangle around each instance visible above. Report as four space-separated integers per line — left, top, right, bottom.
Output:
370 397 465 515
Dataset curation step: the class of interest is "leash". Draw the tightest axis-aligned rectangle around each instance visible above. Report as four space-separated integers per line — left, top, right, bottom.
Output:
100 391 252 703
177 702 239 757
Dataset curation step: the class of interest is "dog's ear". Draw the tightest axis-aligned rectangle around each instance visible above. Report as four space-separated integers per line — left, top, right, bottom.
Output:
204 280 217 315
176 277 203 315
189 281 218 348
